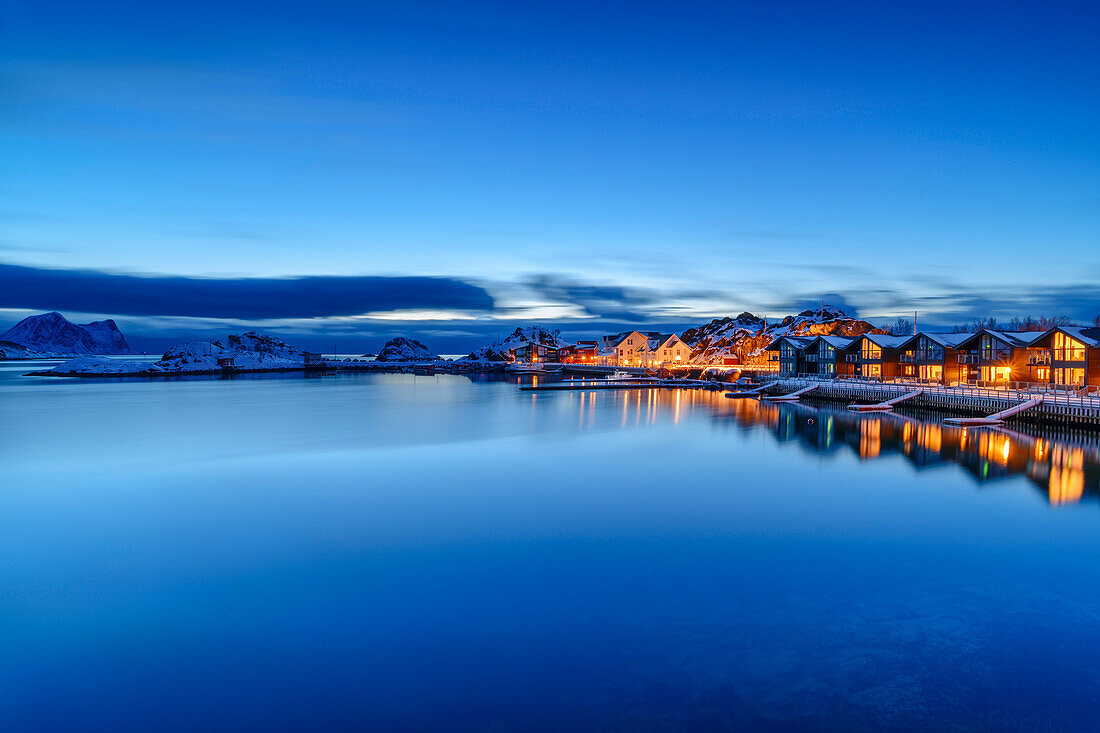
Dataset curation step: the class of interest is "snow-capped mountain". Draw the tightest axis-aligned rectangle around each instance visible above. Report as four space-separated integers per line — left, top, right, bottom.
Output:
464 326 572 361
374 337 439 362
0 312 135 356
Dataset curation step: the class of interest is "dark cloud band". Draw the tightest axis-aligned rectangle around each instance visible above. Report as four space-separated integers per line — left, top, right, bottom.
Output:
0 263 493 319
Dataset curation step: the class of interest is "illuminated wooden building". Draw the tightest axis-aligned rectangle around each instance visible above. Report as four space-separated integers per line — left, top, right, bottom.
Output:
802 336 855 376
896 332 970 384
952 330 1046 385
561 340 600 363
765 335 815 376
1026 326 1100 388
840 334 909 379
509 341 564 363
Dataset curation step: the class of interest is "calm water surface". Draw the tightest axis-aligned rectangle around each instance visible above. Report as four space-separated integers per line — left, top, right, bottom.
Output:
3 362 1100 731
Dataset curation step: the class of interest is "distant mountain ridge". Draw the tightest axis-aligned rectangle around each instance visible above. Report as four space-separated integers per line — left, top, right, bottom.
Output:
0 312 135 356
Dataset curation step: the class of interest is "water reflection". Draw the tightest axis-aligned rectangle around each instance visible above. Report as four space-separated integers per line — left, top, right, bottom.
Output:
711 396 1100 506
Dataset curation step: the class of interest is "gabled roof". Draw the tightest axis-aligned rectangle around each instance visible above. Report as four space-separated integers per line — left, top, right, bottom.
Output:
1003 326 1100 349
1056 327 1100 347
898 331 971 350
812 335 856 349
954 329 1047 349
648 334 684 350
765 335 815 352
855 334 911 349
603 330 645 348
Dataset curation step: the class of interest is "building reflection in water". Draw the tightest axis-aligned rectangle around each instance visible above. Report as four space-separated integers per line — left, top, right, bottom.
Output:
708 393 1099 506
519 377 1098 506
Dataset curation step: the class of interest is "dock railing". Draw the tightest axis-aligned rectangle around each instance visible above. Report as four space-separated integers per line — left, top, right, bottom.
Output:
770 375 1100 410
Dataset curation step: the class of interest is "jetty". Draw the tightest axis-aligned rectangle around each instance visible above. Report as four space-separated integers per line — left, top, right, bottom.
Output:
943 397 1045 426
760 377 1100 428
725 385 765 399
763 384 817 402
847 389 923 412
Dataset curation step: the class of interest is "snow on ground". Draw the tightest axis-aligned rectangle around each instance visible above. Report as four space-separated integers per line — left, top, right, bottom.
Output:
31 332 310 376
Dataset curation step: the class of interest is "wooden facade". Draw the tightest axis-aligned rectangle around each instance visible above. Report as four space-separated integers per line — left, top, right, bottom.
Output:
765 336 815 376
840 334 909 380
896 332 970 384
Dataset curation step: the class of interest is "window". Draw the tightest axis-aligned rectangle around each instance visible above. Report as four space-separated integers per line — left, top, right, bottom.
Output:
1054 367 1085 387
919 365 943 381
1053 332 1086 362
861 341 882 360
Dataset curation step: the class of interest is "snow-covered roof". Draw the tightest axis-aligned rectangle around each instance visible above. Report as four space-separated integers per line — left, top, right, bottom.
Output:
856 334 912 349
765 335 815 351
955 329 1047 349
1054 327 1100 347
812 335 856 349
899 332 971 349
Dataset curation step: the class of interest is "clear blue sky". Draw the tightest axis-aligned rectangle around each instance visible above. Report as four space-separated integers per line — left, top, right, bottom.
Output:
2 0 1098 350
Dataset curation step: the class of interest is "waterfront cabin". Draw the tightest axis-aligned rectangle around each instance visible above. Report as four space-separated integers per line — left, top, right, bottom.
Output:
765 335 814 376
952 330 1046 385
841 334 909 380
602 331 652 366
562 340 600 363
1025 327 1100 388
509 341 563 364
803 336 855 377
641 334 692 367
897 332 970 384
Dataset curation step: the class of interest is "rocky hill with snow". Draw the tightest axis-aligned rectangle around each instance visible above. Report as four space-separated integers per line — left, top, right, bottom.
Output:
374 337 439 362
463 326 572 361
32 331 312 376
0 312 135 357
683 306 886 364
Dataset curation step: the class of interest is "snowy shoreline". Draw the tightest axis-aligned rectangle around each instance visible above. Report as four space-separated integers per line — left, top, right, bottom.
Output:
25 357 501 378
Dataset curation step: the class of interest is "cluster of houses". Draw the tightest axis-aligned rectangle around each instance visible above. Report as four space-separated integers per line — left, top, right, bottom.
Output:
503 324 1100 388
766 326 1100 388
507 330 694 368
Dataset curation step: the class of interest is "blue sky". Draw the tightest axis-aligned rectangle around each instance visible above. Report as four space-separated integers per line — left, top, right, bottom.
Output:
2 1 1098 351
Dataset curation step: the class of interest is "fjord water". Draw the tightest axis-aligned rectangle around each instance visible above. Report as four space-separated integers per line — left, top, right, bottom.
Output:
3 364 1100 731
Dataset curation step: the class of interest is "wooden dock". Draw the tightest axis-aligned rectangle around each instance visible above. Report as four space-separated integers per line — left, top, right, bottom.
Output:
762 378 1100 428
847 389 923 412
943 397 1045 426
763 384 817 402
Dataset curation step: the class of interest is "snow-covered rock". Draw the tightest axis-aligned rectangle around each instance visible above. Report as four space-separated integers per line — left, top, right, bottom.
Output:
32 331 311 376
463 326 572 362
0 312 135 356
30 356 164 376
683 307 885 364
374 337 439 362
158 332 308 371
